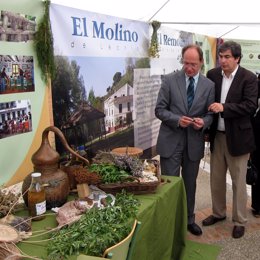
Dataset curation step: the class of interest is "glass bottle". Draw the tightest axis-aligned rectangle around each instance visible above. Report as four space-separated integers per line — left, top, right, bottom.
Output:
28 172 46 221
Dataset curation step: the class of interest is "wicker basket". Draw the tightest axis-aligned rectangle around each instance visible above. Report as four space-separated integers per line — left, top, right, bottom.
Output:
111 147 143 157
98 159 161 195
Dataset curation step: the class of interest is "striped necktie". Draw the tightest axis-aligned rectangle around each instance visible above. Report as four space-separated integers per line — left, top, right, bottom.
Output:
187 77 195 110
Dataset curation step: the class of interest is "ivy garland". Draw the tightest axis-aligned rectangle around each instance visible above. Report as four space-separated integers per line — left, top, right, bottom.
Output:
34 0 55 83
148 20 161 58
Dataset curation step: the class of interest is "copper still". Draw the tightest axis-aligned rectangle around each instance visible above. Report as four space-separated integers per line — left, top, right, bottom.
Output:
22 126 89 209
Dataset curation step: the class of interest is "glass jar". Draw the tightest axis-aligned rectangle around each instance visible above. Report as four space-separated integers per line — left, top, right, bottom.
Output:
28 172 46 220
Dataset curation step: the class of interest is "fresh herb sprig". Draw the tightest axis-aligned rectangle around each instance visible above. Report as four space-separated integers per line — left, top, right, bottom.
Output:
90 163 130 183
47 191 140 259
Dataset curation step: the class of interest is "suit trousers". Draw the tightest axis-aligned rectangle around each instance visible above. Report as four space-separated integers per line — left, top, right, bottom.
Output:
160 135 200 225
210 132 249 225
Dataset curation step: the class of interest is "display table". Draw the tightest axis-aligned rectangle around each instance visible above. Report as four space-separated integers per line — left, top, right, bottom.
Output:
17 176 187 260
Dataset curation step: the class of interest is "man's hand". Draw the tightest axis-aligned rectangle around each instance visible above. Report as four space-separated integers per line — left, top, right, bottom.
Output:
179 116 195 128
192 117 204 130
179 116 204 130
208 102 224 113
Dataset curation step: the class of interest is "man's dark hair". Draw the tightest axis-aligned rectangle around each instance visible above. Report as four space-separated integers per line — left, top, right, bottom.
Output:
218 40 242 63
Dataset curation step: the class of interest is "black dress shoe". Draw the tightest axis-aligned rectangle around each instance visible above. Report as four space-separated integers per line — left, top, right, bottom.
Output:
232 225 245 239
252 209 260 218
187 223 202 236
202 215 226 226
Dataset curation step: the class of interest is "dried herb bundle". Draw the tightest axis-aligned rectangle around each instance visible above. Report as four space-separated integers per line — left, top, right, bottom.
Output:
74 167 102 185
0 242 21 260
34 0 55 83
0 189 22 218
148 20 161 58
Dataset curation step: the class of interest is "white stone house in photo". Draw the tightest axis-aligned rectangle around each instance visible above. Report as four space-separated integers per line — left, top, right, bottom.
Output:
104 83 133 133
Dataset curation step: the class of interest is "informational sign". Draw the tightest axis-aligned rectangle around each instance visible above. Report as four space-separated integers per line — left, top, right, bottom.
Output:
236 39 260 75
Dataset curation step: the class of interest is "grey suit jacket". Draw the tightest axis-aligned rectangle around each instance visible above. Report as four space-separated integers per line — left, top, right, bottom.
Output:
155 70 215 161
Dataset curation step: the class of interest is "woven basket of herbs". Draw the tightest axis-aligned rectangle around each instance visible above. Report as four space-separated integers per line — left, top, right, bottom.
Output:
91 151 161 194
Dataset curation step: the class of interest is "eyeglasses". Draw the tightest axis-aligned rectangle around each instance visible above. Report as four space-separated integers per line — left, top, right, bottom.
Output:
182 60 200 68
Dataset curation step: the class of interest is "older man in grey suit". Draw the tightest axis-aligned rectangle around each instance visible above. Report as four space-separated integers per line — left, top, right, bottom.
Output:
155 44 215 236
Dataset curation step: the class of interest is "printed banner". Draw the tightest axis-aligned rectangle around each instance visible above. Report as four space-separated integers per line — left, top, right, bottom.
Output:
50 4 149 57
50 4 217 157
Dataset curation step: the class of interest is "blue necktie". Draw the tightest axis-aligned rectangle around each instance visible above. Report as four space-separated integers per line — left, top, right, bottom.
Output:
187 77 195 110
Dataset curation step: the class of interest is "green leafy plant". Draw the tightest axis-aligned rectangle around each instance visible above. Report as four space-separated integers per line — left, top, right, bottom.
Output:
148 20 161 58
34 0 55 83
90 163 130 183
47 191 140 259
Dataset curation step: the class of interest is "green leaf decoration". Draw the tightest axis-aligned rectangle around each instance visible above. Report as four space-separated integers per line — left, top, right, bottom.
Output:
34 0 55 83
148 20 161 58
46 191 140 259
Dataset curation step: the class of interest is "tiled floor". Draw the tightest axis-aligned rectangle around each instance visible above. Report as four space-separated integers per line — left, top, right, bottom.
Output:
186 157 260 245
187 202 260 243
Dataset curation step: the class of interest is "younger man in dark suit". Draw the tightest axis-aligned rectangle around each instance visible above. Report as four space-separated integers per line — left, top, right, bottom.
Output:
203 41 258 239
